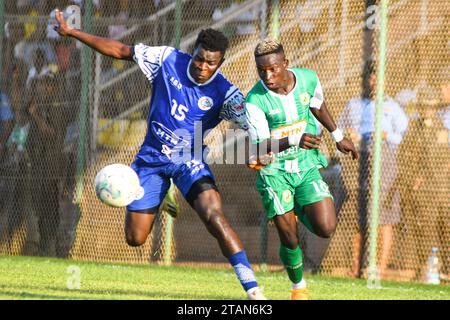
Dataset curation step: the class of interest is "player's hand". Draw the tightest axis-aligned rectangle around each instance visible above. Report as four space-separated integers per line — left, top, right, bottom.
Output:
336 137 358 160
247 152 274 171
54 9 73 37
299 133 321 149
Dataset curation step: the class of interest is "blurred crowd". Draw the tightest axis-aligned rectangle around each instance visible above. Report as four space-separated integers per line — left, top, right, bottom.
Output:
1 1 84 258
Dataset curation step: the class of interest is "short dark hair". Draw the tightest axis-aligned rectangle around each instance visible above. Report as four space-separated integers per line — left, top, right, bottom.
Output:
194 28 229 55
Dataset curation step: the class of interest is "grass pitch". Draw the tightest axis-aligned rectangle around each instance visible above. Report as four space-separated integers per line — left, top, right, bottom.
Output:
0 255 448 300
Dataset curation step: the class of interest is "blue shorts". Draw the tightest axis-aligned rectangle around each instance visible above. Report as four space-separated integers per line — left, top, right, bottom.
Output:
126 158 215 212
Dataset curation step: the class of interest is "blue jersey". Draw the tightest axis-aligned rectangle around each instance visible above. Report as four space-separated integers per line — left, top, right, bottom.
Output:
132 44 246 164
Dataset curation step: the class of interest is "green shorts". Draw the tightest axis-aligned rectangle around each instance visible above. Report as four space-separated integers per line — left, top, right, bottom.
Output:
256 167 333 220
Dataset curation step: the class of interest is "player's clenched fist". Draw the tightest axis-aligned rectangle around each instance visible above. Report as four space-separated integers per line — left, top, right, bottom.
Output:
299 133 321 150
247 152 274 171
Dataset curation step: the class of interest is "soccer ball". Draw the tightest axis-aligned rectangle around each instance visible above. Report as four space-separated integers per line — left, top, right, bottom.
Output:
94 164 144 207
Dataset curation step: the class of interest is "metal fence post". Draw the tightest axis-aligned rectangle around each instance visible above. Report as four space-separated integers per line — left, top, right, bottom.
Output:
367 0 388 290
162 0 182 266
75 0 93 205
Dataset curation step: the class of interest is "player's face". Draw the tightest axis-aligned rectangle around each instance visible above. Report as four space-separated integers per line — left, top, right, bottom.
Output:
190 45 224 84
255 53 289 91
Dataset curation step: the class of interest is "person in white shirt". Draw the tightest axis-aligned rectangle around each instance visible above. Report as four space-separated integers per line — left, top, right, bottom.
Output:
338 62 408 279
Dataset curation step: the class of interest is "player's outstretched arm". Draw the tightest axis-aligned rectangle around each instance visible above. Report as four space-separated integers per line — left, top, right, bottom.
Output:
54 8 133 60
309 101 358 160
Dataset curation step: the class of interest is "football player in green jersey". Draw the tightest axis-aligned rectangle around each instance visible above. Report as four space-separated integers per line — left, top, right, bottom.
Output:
244 38 357 300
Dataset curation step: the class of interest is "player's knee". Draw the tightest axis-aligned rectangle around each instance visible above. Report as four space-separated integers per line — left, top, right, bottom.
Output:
203 206 229 233
202 202 220 221
125 233 146 247
126 238 145 247
315 222 336 238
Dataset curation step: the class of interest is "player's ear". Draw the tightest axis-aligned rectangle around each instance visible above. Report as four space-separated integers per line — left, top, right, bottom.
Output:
191 44 200 57
284 58 289 68
218 57 225 67
215 53 225 69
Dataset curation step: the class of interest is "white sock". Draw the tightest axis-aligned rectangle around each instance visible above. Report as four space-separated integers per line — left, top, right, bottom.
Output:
246 287 259 294
291 279 307 289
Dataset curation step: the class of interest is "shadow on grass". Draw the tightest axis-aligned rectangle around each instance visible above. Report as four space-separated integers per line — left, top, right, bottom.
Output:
0 283 239 300
0 290 78 300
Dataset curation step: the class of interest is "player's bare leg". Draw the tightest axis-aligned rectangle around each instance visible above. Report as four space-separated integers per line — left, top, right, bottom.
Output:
303 198 337 238
193 188 266 300
125 209 158 246
193 189 243 257
271 199 336 299
273 211 299 249
273 211 308 300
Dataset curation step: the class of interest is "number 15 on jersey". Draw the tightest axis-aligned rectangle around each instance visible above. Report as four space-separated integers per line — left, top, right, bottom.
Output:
171 99 188 121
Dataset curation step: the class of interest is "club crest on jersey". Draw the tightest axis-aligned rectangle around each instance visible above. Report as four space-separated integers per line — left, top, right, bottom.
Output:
300 92 310 106
282 190 292 203
198 96 214 111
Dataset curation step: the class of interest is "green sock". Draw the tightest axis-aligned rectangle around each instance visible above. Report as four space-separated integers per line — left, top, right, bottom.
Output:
279 244 303 284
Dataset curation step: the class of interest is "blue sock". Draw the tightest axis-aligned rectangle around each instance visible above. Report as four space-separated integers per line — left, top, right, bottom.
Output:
228 250 258 292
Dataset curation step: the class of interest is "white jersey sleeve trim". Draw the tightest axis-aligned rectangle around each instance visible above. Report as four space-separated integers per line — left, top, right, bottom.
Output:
310 78 324 109
245 102 271 143
133 44 174 83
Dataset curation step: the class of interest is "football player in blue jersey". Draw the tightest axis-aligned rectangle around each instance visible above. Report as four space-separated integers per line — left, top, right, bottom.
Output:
54 9 266 299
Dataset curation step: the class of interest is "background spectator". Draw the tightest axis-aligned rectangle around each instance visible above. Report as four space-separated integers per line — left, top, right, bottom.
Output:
397 86 449 281
27 72 68 256
338 61 409 279
0 61 31 254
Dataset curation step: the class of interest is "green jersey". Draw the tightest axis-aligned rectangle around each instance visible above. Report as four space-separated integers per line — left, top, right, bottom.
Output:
245 68 327 175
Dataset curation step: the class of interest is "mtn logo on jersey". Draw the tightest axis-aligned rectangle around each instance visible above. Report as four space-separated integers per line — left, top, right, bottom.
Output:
151 121 190 148
270 121 307 140
198 96 214 111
